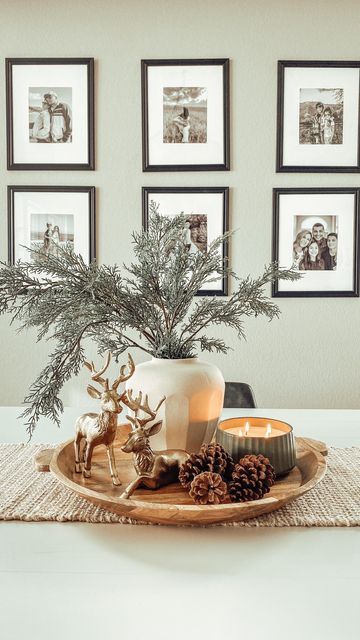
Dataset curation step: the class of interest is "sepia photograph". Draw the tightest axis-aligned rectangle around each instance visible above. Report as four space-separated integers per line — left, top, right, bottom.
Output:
163 87 207 144
142 187 229 294
183 214 208 253
6 58 94 170
273 188 359 297
29 87 72 144
277 61 360 172
142 58 229 171
8 186 96 267
30 213 74 262
292 214 338 271
299 88 343 145
163 213 208 256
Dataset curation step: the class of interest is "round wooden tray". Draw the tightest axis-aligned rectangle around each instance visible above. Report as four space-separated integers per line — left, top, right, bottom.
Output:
39 424 327 526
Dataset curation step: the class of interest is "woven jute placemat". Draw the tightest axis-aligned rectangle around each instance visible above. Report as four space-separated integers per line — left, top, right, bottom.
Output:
0 443 359 526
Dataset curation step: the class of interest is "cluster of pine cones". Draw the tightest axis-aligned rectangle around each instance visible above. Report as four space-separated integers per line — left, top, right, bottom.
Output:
179 443 275 506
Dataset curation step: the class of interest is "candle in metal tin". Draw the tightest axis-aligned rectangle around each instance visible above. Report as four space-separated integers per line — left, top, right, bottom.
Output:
216 417 296 476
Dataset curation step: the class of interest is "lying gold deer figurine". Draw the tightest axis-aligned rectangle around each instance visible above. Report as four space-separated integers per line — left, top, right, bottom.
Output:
120 390 189 499
74 352 135 486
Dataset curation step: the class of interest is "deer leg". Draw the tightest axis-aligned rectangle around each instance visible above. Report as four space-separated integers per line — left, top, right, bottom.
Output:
106 445 121 486
74 434 83 473
83 441 95 479
120 476 145 500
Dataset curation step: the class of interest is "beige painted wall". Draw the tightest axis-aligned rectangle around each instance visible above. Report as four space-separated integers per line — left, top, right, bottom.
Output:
0 0 359 410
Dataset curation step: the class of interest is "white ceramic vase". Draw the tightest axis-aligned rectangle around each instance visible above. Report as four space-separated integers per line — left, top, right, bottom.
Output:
125 357 225 453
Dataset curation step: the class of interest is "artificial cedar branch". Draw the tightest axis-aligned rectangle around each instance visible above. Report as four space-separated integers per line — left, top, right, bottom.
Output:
0 207 301 435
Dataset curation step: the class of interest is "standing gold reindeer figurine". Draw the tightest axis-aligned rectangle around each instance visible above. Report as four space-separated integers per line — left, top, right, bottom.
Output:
120 390 189 499
74 352 135 486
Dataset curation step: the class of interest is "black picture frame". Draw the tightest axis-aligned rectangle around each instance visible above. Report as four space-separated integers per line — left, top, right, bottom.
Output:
272 187 360 297
8 185 96 265
6 58 95 170
141 59 230 171
277 60 360 173
142 186 229 296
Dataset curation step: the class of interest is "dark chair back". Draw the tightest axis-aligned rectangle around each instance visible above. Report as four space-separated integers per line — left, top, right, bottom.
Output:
223 382 257 409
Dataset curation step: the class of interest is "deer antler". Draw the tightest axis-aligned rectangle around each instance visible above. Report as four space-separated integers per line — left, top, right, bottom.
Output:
84 351 111 390
124 389 143 414
139 394 166 426
125 390 165 429
112 353 135 390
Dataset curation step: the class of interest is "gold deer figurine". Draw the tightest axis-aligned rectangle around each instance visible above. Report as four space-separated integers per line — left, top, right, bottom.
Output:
120 390 189 499
74 352 135 485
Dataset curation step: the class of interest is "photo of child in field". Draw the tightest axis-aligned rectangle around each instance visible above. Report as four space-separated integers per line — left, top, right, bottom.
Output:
298 88 343 145
163 87 207 143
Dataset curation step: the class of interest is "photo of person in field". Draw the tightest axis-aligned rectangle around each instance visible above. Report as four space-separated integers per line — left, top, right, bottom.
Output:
163 87 207 143
299 88 343 145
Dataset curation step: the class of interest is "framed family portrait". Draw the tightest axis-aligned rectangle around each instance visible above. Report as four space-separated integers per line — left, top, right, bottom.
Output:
277 61 360 172
8 186 96 266
142 186 229 295
6 58 94 170
272 188 359 297
141 59 230 171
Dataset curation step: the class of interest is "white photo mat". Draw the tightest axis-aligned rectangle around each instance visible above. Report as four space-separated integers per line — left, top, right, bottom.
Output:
11 63 89 165
13 191 92 264
146 64 225 166
145 191 227 292
282 66 359 167
277 192 356 293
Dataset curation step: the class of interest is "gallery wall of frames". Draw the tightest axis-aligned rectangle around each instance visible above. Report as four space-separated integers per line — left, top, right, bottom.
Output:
4 57 360 298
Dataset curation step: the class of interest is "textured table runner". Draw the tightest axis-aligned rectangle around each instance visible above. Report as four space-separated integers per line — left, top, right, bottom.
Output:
0 443 359 526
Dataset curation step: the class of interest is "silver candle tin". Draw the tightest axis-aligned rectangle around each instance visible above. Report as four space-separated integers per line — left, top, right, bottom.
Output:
216 417 296 476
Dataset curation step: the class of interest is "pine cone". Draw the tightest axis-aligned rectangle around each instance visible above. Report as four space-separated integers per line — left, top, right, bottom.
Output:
200 442 235 480
228 454 276 503
179 453 207 489
189 471 228 505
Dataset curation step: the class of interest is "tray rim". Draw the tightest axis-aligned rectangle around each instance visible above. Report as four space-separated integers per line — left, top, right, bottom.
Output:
49 436 327 523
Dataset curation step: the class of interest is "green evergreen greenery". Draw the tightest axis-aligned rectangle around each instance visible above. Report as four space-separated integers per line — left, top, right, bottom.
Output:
0 204 300 437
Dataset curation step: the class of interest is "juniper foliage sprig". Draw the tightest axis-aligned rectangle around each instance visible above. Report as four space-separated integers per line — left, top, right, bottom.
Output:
0 202 300 437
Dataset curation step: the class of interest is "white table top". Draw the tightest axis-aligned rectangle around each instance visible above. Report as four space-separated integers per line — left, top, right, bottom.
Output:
1 407 359 640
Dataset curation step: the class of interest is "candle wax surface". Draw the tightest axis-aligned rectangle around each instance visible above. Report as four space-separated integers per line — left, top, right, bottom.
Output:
226 426 285 438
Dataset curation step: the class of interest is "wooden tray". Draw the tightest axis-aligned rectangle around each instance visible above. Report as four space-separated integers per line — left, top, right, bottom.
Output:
37 424 327 526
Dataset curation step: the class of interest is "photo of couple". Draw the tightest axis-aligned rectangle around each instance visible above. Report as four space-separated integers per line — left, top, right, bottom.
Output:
30 214 74 263
293 216 338 271
165 214 208 256
29 87 72 143
182 215 207 253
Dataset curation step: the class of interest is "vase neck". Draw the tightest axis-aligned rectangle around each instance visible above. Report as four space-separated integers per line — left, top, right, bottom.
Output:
151 357 198 363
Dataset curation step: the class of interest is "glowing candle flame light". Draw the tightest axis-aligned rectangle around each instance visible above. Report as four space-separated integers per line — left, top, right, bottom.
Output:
216 417 296 476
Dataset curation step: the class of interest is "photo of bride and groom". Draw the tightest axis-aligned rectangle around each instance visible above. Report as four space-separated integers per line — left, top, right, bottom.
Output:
30 214 74 263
